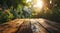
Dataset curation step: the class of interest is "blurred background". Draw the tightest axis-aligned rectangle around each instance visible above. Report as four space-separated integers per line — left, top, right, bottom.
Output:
0 0 60 23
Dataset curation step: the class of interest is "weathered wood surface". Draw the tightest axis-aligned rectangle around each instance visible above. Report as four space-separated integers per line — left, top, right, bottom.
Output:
0 18 60 33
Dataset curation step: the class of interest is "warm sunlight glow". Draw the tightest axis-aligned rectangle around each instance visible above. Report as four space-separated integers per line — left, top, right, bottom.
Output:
33 0 43 9
50 0 52 4
26 0 44 9
26 0 32 3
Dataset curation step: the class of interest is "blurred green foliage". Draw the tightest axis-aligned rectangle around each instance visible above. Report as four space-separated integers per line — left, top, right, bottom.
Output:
0 0 32 23
0 10 14 22
0 0 60 23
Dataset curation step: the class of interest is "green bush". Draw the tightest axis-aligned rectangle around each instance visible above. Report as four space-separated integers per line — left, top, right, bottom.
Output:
0 10 14 22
